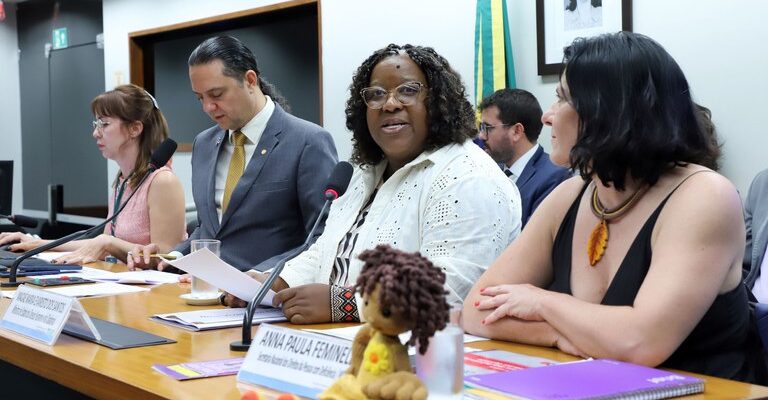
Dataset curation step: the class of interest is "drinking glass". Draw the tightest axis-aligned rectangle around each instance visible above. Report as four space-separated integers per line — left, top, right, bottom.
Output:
190 239 220 298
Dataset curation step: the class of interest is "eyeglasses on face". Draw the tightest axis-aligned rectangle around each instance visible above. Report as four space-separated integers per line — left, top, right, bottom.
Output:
92 119 112 132
360 81 428 109
478 122 512 134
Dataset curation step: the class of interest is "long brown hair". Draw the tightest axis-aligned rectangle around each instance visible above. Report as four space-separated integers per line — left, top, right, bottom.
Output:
91 84 170 189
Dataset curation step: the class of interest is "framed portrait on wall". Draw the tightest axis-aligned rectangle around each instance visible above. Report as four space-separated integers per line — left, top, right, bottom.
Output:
536 0 632 75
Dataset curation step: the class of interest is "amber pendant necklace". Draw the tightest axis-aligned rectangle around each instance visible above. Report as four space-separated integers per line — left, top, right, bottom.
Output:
587 182 647 266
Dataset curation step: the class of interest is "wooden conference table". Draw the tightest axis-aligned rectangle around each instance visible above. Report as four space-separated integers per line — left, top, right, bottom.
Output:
0 261 767 399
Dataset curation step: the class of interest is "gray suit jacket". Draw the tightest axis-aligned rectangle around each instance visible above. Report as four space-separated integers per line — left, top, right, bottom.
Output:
176 104 338 271
744 169 768 289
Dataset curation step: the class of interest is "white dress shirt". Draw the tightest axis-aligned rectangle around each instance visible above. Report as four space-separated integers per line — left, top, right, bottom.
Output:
505 144 539 183
280 140 522 307
214 96 275 221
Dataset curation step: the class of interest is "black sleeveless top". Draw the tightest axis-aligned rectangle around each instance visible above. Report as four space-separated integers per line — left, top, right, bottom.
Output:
549 182 768 384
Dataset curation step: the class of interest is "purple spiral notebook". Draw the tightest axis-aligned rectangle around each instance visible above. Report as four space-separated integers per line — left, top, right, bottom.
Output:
464 359 704 400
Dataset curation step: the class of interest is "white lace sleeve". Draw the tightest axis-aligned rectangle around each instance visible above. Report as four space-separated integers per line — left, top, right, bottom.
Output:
421 158 522 305
278 239 324 288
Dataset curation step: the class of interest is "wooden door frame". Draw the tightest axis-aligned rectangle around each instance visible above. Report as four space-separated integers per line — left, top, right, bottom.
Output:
128 0 322 152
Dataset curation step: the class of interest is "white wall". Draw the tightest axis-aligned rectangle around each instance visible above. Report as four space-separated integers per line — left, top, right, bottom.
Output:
635 1 768 195
2 0 767 215
0 4 23 215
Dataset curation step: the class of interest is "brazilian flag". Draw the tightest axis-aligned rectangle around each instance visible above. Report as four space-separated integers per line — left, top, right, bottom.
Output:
474 0 516 109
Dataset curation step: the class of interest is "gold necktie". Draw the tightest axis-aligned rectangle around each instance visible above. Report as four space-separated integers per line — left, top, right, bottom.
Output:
222 130 247 213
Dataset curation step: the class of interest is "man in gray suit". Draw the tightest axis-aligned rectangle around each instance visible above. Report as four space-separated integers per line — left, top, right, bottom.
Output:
128 36 337 271
744 169 768 302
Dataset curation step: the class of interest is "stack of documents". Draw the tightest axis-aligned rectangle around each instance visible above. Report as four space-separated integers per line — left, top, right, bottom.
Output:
150 249 287 331
151 308 286 331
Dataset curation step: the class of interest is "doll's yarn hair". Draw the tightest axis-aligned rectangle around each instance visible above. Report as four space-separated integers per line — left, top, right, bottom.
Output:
356 244 450 355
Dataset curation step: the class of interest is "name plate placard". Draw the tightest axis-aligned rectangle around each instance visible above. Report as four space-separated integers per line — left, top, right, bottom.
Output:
0 285 100 345
237 324 352 398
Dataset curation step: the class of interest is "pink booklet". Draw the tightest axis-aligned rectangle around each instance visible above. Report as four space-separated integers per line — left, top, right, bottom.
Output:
153 357 244 380
464 359 704 400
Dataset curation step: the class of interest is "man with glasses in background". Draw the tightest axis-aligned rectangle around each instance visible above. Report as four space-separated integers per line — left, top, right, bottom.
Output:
478 88 570 227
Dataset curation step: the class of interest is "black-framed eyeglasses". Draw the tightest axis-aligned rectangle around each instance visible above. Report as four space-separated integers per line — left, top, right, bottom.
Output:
92 119 111 132
478 122 512 134
360 81 428 109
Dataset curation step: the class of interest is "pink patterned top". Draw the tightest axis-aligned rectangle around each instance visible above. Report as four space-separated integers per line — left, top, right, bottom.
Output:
105 166 187 245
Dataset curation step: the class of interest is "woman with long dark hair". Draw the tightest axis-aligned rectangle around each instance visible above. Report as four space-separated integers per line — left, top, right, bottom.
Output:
463 32 767 384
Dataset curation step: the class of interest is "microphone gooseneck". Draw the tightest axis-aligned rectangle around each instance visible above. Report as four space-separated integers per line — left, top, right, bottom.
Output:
230 161 354 351
1 139 178 287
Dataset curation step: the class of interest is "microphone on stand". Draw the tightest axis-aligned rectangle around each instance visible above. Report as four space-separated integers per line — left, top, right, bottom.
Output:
230 161 353 351
0 214 39 229
1 139 178 287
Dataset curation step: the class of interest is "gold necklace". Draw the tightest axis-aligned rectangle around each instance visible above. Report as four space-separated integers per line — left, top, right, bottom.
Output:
586 182 647 266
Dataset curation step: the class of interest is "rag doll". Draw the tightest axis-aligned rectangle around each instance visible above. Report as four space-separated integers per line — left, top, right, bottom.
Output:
319 244 450 400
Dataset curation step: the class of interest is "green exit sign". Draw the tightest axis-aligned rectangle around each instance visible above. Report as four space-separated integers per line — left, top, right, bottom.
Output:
52 27 68 49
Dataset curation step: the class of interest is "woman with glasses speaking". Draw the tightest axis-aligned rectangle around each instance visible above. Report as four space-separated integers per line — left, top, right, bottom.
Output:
0 84 187 265
223 44 521 324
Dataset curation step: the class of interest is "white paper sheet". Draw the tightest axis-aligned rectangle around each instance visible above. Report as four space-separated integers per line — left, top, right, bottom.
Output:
88 270 180 285
2 282 149 299
162 248 276 306
305 325 489 344
151 307 286 331
34 251 72 262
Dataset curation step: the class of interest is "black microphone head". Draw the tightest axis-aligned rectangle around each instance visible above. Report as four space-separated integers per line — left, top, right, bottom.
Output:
324 161 353 200
149 139 178 170
11 214 38 228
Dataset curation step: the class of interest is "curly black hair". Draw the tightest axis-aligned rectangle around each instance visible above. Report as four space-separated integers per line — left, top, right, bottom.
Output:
355 245 450 355
346 44 476 166
563 32 719 190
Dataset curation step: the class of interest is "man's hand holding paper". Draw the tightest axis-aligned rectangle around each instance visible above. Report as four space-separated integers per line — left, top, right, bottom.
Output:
161 248 277 307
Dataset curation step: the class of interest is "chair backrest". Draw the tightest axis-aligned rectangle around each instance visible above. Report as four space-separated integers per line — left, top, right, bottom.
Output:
0 161 12 215
753 302 768 352
185 204 198 236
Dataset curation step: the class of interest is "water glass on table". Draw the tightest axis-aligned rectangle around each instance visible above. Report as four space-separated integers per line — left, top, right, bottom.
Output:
190 239 220 299
415 306 464 399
